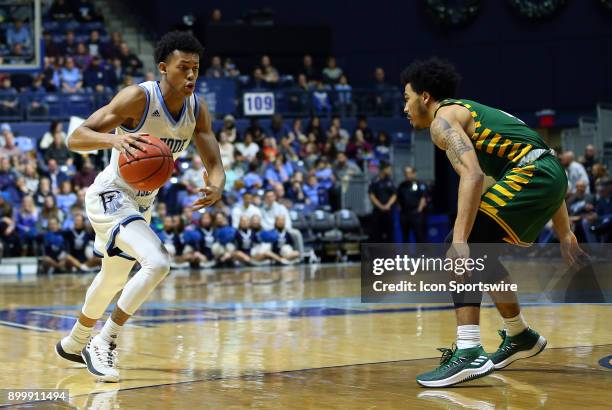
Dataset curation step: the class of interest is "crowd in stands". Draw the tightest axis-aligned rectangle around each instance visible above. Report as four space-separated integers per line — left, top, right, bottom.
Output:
0 112 392 272
555 145 612 243
0 2 399 119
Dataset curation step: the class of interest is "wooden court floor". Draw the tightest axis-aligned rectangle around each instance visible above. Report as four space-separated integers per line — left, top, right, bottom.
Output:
0 263 611 409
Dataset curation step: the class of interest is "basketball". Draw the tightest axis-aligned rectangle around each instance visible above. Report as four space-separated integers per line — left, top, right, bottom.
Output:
118 134 174 191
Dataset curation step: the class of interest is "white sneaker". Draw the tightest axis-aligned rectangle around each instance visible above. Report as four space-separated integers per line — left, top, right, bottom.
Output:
81 336 120 382
55 336 86 365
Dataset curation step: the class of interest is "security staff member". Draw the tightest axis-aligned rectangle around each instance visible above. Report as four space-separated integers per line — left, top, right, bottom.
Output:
396 166 427 242
368 161 396 242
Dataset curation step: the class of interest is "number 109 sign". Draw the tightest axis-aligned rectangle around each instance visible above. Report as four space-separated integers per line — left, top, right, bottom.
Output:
243 92 275 116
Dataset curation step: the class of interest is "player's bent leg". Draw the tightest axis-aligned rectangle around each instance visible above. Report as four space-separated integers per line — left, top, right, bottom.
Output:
82 220 169 382
56 256 134 368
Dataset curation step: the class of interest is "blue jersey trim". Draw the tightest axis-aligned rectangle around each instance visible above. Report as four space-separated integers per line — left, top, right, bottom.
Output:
119 84 150 133
105 214 146 258
193 93 200 121
155 81 186 126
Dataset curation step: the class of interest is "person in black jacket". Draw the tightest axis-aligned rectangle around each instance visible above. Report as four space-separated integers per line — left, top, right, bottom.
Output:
63 213 98 272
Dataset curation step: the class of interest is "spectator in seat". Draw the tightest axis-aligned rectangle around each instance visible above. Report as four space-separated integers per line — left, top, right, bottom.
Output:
261 189 292 230
63 213 97 272
272 215 300 262
368 161 396 242
582 178 612 243
205 56 225 78
74 42 93 69
246 214 285 264
56 180 77 214
15 195 39 255
87 30 102 57
298 54 318 83
72 158 97 190
84 55 117 92
40 121 66 150
306 116 324 144
289 118 307 145
246 118 265 143
40 217 69 273
182 212 215 268
567 179 595 241
75 0 102 22
44 131 73 165
560 151 590 195
312 80 332 115
235 131 260 162
346 129 374 167
156 216 187 266
0 78 19 116
334 74 354 116
265 157 290 189
119 43 143 76
303 174 321 209
231 215 256 264
7 19 32 54
371 67 394 115
60 57 83 93
231 191 262 228
0 157 16 191
250 67 268 89
48 0 75 21
355 115 374 142
0 131 22 158
38 194 64 231
374 131 391 162
43 158 69 193
22 162 40 194
224 58 240 77
0 212 21 257
219 114 238 143
580 144 598 176
42 31 61 58
261 55 279 84
268 113 290 141
61 31 77 57
322 56 343 84
218 132 235 169
333 151 362 181
29 75 49 116
212 213 236 265
34 177 53 207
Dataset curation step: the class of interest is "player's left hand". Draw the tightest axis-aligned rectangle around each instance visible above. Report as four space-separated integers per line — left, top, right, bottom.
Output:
191 171 222 211
559 231 589 267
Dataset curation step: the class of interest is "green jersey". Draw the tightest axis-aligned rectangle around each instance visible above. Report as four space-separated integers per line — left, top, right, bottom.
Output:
436 99 550 180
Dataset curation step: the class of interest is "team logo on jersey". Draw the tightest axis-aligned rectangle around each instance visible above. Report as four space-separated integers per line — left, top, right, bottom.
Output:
100 190 124 215
160 137 189 154
152 110 161 118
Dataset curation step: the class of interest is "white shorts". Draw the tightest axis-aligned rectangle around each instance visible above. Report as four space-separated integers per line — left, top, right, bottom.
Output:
86 186 152 261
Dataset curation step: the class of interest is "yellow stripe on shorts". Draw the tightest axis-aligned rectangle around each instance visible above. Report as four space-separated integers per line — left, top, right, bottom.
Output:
484 192 507 206
492 184 515 199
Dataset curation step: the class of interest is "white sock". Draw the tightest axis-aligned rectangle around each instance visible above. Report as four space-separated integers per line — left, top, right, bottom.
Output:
456 325 481 349
503 313 528 337
63 321 93 352
98 318 123 345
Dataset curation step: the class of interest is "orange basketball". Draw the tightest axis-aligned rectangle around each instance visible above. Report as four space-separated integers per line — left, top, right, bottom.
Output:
118 134 174 191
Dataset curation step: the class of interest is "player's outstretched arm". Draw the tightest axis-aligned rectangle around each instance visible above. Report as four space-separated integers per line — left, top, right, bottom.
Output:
66 85 149 158
191 98 226 210
431 107 484 243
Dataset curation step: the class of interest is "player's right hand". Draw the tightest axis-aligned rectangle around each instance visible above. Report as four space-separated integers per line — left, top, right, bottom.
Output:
111 133 149 159
559 231 589 267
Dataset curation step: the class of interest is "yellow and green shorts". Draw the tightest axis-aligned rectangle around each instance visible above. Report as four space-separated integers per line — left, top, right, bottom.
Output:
478 154 567 246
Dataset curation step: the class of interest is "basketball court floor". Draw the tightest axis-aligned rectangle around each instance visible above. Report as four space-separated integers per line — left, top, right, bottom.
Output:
1 263 611 409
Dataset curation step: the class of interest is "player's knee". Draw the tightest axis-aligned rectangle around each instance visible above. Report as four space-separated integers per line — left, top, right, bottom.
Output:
144 246 171 278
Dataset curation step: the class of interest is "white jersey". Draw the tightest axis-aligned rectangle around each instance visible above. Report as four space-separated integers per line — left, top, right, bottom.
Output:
90 80 199 210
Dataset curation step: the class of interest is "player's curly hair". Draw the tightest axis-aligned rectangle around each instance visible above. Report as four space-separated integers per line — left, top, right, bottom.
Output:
400 57 461 101
154 31 204 63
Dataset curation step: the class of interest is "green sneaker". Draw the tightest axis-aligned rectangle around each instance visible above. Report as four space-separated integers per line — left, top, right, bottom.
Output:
489 328 547 370
416 345 494 388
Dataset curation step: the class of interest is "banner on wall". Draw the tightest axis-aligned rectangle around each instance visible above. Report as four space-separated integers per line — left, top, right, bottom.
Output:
197 78 237 116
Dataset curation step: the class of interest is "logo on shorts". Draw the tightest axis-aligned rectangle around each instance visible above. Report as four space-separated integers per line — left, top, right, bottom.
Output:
152 110 161 118
100 190 124 215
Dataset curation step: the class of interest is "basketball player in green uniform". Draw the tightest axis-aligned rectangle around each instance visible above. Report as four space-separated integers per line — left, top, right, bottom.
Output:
401 58 584 387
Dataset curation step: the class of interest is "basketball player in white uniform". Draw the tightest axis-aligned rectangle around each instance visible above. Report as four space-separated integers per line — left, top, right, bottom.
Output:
55 31 225 382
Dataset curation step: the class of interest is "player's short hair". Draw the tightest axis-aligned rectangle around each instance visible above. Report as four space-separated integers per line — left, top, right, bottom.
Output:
400 57 461 101
154 31 204 63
